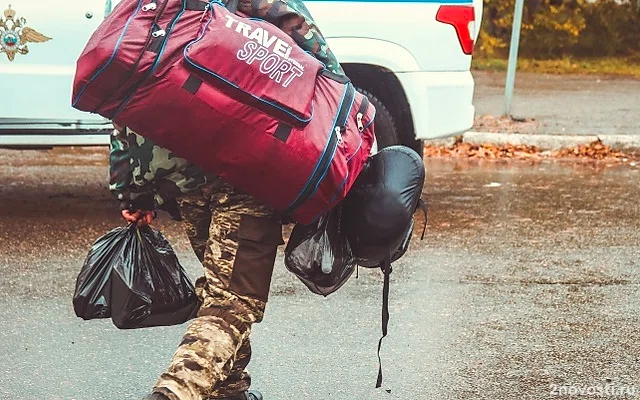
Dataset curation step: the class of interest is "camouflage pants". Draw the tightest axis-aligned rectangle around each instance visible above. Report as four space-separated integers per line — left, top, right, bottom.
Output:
154 179 284 400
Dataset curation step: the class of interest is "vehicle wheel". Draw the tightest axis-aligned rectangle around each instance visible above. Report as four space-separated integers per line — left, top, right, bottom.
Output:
355 87 399 153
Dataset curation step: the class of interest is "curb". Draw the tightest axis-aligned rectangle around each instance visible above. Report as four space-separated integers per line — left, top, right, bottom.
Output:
424 132 640 153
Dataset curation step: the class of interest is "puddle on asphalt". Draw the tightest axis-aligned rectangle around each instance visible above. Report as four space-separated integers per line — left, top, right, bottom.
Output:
423 157 640 238
3 147 640 251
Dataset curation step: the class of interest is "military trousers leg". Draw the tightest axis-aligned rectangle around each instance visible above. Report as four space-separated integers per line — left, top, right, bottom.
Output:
154 180 284 400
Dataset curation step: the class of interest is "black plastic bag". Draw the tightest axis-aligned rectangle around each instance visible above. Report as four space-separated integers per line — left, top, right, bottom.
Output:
73 224 199 329
284 206 356 296
110 225 200 329
73 226 130 319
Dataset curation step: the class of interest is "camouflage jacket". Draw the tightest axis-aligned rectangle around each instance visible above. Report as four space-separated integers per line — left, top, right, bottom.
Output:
109 0 345 210
109 127 210 211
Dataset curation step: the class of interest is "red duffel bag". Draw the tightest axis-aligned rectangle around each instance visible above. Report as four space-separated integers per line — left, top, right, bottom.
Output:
72 0 376 224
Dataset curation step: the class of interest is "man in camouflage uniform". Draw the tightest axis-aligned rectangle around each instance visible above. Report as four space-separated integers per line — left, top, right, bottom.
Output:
108 1 344 399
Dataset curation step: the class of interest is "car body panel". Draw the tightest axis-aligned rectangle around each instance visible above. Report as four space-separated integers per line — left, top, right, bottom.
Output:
0 0 111 139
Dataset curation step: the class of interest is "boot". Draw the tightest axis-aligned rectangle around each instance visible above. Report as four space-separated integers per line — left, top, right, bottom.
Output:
212 390 263 400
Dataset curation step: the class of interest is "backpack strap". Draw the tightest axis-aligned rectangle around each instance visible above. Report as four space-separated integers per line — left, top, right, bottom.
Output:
417 198 428 240
376 253 392 388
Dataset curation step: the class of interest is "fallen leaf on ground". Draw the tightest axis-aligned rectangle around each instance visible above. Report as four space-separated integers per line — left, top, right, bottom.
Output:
424 138 630 162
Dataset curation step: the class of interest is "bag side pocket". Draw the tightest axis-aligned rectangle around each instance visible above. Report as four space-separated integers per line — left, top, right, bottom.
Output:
229 214 285 302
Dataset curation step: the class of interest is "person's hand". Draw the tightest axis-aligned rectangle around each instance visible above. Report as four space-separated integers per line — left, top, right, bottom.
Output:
121 209 155 227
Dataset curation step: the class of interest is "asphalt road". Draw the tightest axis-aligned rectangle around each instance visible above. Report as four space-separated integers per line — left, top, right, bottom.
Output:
1 148 640 399
473 71 640 136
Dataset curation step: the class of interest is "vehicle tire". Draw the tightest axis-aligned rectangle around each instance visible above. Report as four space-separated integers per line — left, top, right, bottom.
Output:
355 87 399 152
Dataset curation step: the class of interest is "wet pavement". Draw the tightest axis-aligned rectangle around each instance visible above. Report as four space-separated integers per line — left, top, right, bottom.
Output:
1 148 640 399
473 71 640 136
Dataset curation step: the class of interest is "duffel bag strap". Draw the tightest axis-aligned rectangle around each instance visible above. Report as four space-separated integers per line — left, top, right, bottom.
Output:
375 253 392 389
184 0 239 12
185 0 209 11
418 198 428 240
320 70 351 84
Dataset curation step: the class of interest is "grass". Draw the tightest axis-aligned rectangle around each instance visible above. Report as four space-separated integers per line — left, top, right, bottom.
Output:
471 56 640 78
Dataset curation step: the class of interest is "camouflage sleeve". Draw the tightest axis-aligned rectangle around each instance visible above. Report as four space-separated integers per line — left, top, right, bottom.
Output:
109 127 209 209
238 0 345 76
125 129 210 207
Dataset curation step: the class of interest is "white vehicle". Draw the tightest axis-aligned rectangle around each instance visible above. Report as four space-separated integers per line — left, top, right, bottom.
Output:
0 0 482 154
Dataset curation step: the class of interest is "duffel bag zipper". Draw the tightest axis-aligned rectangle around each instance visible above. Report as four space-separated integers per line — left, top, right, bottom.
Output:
356 95 369 132
93 0 168 112
113 0 193 118
286 82 356 217
72 0 148 107
200 2 210 21
341 95 368 165
142 1 157 11
335 126 343 145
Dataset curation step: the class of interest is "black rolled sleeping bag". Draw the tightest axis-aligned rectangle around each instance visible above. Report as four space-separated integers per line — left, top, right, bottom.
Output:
341 145 426 267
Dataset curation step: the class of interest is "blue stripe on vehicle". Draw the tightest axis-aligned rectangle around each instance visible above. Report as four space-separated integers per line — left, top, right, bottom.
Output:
182 2 314 125
72 0 145 107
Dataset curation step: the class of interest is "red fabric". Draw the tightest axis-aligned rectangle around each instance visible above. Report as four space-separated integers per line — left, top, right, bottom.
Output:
186 10 321 124
72 0 375 224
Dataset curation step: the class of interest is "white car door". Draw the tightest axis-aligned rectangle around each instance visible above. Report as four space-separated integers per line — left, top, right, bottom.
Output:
0 0 110 133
